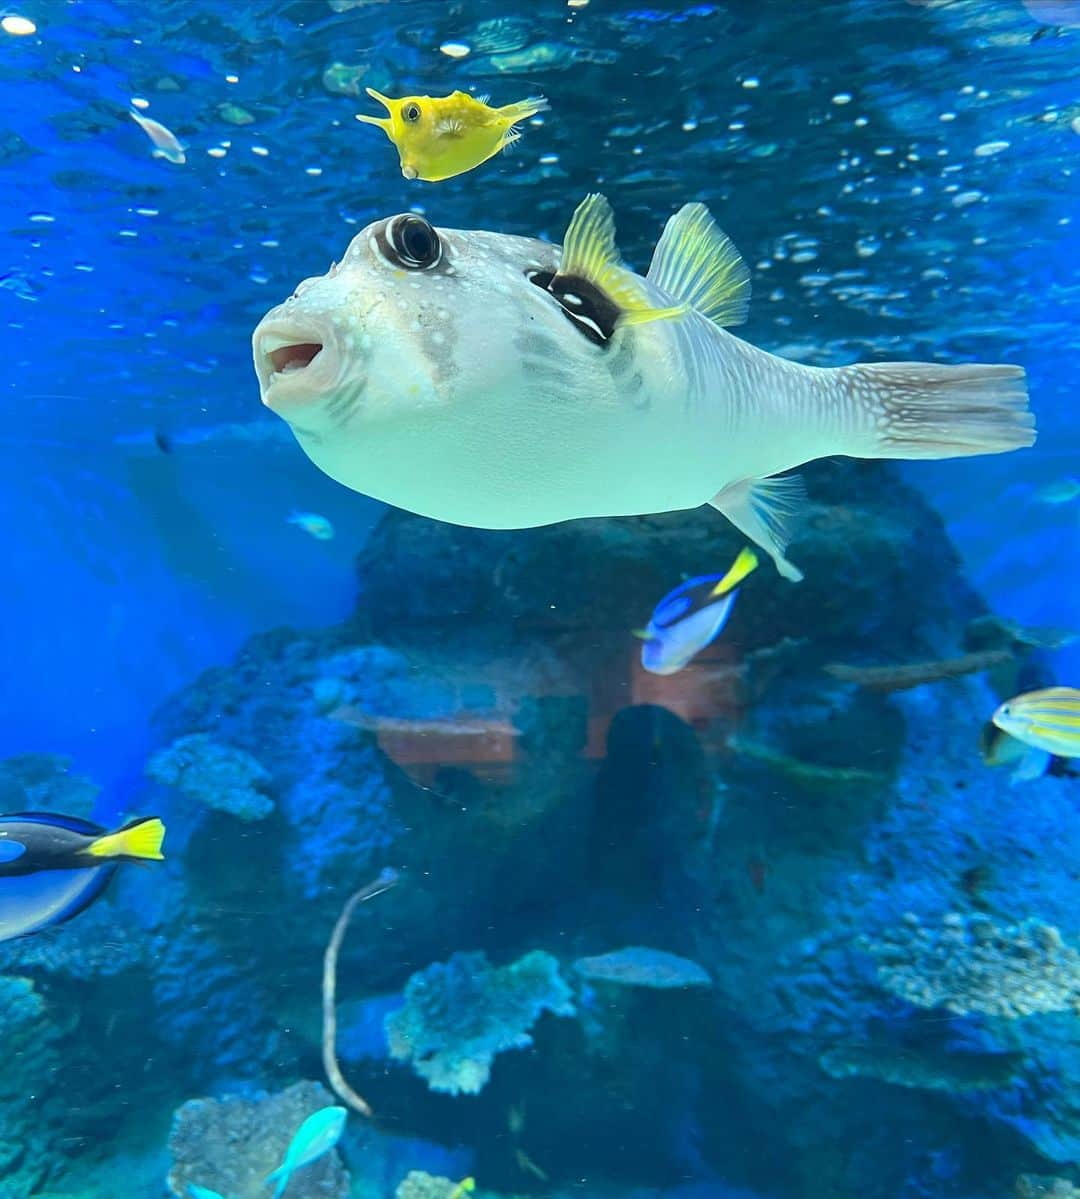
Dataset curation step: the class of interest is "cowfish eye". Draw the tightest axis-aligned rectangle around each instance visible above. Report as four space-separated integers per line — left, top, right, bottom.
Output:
387 214 442 270
403 102 421 122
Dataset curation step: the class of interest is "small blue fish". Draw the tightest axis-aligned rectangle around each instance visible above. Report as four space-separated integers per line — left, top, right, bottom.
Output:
636 547 758 676
287 511 335 541
265 1105 347 1199
0 812 165 942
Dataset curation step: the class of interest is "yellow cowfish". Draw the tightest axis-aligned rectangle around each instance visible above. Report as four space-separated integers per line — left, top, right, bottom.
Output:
992 686 1080 758
357 88 549 181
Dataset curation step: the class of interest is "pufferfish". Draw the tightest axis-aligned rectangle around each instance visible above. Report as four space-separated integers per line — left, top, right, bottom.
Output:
251 194 1036 579
357 88 549 181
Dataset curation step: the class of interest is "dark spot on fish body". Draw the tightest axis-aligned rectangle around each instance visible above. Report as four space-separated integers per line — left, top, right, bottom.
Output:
526 269 621 348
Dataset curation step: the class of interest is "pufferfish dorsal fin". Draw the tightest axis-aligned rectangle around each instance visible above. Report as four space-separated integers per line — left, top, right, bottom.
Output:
646 202 751 328
556 194 688 328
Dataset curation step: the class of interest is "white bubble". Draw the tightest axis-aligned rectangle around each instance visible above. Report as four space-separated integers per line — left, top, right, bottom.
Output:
832 93 852 105
439 42 470 58
974 140 1009 157
1 14 36 35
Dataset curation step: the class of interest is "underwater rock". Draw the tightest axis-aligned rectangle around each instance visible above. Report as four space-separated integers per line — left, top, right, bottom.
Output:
819 1040 1022 1092
394 1171 474 1199
573 947 712 989
0 753 100 817
865 913 1080 1018
0 974 70 1197
1016 1177 1080 1199
166 1079 348 1199
385 950 575 1095
146 733 273 822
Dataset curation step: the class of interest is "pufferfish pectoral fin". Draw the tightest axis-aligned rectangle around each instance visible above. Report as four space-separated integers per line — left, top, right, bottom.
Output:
556 194 688 328
709 475 806 582
647 202 751 328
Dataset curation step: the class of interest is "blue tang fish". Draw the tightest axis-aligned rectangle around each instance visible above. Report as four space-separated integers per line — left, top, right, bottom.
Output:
637 547 758 675
265 1105 347 1199
0 812 165 942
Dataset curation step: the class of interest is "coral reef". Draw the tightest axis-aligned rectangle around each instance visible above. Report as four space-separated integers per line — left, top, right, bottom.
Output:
166 1080 348 1199
394 1171 475 1199
1016 1178 1080 1199
865 913 1080 1018
0 975 71 1198
146 733 273 822
819 1040 1022 1092
385 950 575 1095
0 753 99 817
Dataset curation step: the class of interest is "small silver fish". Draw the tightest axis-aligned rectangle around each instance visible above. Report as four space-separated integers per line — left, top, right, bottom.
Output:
1034 477 1080 505
252 194 1035 579
287 510 334 540
129 110 186 164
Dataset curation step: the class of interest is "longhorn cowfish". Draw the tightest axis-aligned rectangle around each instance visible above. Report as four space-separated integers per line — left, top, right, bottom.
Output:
252 194 1035 580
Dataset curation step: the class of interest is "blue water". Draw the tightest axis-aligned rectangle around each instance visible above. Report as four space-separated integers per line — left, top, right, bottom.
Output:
1 1 1078 1196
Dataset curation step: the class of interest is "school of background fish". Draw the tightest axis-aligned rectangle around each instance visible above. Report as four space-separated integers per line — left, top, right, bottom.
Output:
1 1 1079 1197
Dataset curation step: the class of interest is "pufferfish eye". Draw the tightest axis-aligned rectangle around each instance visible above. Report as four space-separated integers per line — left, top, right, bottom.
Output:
387 214 442 269
403 102 421 122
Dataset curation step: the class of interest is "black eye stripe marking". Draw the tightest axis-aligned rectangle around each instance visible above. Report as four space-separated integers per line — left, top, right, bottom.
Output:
526 269 620 348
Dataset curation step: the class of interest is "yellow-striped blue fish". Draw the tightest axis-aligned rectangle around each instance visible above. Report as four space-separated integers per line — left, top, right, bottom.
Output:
636 546 758 675
991 687 1080 759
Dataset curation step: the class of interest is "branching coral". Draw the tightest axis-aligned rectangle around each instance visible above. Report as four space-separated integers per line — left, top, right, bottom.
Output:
147 733 273 822
864 913 1080 1018
166 1080 348 1199
385 950 574 1096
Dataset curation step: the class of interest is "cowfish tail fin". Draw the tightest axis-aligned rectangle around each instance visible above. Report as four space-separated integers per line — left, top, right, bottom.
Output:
710 546 759 597
647 202 751 327
841 362 1035 458
497 95 550 123
709 475 806 582
558 194 688 328
85 817 165 862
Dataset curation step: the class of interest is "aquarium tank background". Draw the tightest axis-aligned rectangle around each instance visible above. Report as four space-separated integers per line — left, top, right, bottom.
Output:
1 0 1079 1196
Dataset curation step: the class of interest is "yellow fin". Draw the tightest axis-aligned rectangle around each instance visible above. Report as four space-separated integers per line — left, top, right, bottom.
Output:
557 194 688 328
646 202 751 327
710 546 759 596
497 95 550 123
85 817 165 862
630 627 651 640
448 1180 476 1199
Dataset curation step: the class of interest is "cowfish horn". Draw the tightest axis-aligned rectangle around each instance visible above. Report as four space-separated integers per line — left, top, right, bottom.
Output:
357 88 394 134
364 87 395 112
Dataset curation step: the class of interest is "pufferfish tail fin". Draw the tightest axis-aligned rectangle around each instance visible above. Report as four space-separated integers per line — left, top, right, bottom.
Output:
647 202 751 328
558 194 688 328
85 817 166 862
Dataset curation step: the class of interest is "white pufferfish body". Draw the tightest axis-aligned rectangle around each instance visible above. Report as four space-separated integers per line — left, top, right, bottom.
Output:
252 195 1035 579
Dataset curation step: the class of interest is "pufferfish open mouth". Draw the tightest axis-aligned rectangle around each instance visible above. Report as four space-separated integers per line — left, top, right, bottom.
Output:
254 326 332 398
